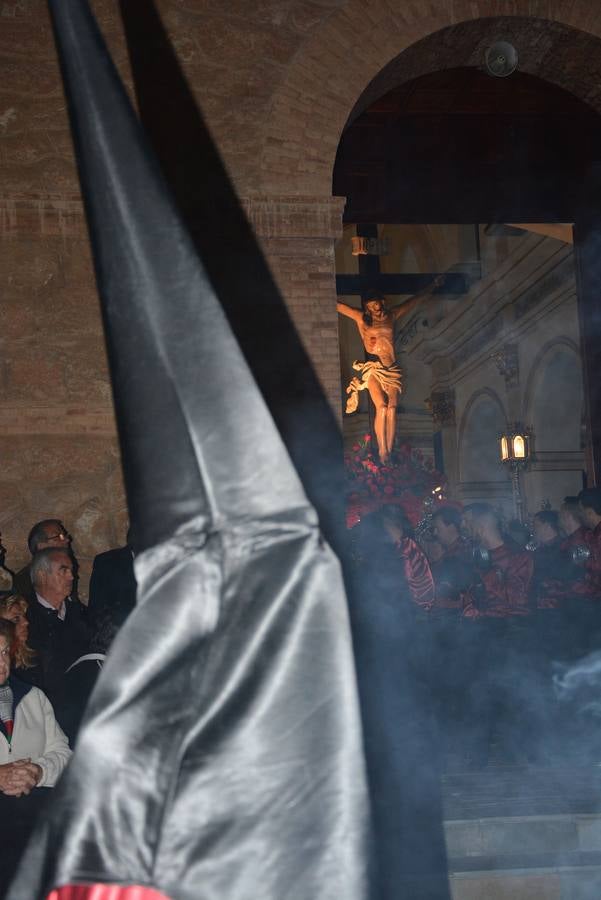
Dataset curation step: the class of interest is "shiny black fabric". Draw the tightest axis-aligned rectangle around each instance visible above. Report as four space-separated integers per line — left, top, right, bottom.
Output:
11 522 368 900
8 1 369 898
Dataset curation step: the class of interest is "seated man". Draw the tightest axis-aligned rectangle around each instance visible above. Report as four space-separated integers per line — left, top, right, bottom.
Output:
13 519 73 604
26 548 90 725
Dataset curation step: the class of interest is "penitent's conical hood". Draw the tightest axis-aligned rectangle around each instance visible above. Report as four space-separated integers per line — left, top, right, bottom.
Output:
49 0 308 553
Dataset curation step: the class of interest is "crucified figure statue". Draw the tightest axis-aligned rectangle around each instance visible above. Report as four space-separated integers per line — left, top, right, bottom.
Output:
337 277 442 464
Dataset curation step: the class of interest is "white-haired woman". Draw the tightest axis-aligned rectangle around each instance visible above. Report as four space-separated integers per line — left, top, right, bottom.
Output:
0 617 72 886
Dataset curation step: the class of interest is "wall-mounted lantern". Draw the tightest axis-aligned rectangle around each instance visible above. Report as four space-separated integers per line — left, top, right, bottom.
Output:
499 425 531 465
499 423 533 522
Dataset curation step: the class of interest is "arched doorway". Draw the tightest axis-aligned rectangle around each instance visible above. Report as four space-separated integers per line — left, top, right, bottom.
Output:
332 47 601 503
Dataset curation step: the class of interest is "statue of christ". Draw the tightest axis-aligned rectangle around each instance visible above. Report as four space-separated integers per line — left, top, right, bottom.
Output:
337 277 442 464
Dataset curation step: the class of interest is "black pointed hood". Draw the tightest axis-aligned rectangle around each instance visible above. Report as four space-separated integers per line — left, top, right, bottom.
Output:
49 0 307 553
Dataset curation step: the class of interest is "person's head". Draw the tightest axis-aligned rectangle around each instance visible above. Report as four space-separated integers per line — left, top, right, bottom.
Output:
0 595 28 646
31 548 74 607
380 505 414 544
533 510 560 545
432 506 462 548
578 488 601 530
505 519 531 549
361 291 386 325
560 496 583 536
465 503 503 549
0 619 15 685
27 519 71 556
461 503 493 541
0 595 34 669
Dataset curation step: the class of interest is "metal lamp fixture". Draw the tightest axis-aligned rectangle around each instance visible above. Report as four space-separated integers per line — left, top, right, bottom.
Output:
499 425 531 465
499 423 533 522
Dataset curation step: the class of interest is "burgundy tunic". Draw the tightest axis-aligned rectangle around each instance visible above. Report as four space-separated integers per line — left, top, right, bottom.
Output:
464 543 534 618
431 537 473 614
396 537 435 610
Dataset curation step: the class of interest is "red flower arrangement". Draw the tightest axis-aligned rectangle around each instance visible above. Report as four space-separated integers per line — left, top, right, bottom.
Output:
345 434 446 529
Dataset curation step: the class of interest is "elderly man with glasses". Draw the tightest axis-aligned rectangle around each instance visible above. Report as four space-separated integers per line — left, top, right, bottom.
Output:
12 519 74 604
25 547 90 731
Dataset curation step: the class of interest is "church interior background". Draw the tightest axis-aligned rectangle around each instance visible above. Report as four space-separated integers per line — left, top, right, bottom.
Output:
336 221 585 520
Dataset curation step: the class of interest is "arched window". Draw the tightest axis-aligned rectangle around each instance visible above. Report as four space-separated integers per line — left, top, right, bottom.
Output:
530 348 583 452
460 394 508 483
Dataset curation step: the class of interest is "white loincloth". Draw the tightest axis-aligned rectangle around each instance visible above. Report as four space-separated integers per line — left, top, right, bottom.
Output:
345 360 403 414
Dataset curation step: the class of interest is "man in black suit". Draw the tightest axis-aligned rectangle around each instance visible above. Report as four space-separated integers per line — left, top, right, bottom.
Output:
13 519 74 604
27 547 90 724
88 539 137 629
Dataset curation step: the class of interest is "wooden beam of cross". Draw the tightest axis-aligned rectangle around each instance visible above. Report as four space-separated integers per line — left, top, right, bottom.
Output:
335 272 468 296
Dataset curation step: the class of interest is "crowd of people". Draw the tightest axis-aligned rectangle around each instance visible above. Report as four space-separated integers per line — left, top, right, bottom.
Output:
356 487 601 770
0 490 600 885
0 520 136 889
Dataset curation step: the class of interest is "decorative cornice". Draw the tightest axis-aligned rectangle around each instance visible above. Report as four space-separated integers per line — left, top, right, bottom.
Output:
491 343 520 388
429 389 456 427
0 192 347 242
241 195 346 240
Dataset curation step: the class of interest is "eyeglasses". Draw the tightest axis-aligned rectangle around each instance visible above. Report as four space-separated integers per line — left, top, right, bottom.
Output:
44 531 69 543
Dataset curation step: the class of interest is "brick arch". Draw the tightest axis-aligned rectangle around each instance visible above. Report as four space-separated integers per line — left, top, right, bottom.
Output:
257 1 601 196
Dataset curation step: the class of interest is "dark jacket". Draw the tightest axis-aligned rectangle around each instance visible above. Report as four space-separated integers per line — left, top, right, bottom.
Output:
88 546 137 627
12 564 36 605
26 597 90 727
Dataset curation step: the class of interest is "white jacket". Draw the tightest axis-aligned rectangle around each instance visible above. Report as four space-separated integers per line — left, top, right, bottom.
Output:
0 681 72 787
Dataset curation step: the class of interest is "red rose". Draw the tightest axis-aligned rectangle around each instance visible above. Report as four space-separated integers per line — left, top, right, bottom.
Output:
363 434 371 441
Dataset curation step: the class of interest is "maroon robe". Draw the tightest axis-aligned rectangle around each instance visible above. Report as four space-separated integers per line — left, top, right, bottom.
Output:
431 537 473 614
465 543 533 618
396 537 435 610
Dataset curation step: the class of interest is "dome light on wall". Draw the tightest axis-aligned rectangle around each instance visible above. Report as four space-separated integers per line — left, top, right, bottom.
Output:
485 41 519 78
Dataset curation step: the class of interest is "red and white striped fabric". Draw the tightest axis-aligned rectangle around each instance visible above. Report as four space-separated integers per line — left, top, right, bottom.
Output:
48 886 170 900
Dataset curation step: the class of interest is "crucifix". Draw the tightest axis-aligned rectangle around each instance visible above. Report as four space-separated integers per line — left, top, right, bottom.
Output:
336 225 467 463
